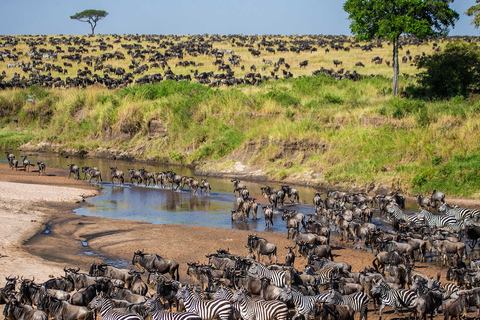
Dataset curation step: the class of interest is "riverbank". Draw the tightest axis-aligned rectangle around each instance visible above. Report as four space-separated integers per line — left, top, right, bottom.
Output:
0 167 99 285
0 163 447 288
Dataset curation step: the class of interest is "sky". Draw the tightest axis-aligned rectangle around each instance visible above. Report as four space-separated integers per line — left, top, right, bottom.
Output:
0 0 479 36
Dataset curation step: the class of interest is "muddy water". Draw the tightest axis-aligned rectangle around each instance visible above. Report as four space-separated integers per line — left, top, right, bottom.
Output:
1 151 416 233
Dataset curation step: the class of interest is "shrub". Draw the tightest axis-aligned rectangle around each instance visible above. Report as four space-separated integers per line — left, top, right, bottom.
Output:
387 98 425 119
416 41 480 98
264 90 300 108
323 93 343 104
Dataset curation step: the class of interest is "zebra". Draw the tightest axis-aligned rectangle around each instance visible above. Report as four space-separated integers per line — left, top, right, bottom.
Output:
175 287 231 320
386 204 419 224
304 266 340 285
232 287 288 320
212 286 241 319
277 287 328 320
426 278 459 299
439 203 471 221
87 293 142 320
325 290 370 320
247 262 289 287
370 280 417 320
144 295 201 320
417 209 457 228
453 204 480 221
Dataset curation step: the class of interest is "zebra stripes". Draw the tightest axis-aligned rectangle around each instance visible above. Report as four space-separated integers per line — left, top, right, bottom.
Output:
417 209 457 228
232 288 288 320
370 280 417 320
175 287 231 320
213 286 241 320
312 267 339 285
247 262 288 287
325 290 370 320
387 204 419 224
144 296 201 320
88 294 142 320
426 278 459 299
278 287 328 320
440 203 472 221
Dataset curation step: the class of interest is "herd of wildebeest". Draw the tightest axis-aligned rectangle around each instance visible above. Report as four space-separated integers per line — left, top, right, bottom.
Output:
5 150 480 320
1 34 479 90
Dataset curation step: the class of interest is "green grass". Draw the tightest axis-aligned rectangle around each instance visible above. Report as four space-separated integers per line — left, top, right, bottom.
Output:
2 74 480 197
0 130 35 149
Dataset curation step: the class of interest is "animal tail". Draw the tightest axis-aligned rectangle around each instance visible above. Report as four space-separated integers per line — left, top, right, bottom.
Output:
372 258 379 272
176 266 180 281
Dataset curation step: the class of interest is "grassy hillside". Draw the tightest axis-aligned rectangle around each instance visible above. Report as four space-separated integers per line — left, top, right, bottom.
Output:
1 34 480 198
1 74 480 198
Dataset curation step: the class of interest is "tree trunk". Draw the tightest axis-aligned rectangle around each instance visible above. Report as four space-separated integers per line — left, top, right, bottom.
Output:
88 20 96 35
392 38 399 96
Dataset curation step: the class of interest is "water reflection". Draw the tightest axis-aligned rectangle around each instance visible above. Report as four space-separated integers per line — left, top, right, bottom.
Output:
0 150 421 233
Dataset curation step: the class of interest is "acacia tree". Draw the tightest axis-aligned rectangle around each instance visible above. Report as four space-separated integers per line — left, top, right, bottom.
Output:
466 0 480 29
70 9 108 35
343 0 459 96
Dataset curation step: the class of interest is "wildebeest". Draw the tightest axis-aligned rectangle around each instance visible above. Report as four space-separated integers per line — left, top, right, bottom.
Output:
285 246 296 267
247 234 277 263
443 294 467 320
282 185 299 203
200 179 212 195
108 286 147 304
43 276 75 293
67 164 80 179
413 290 443 320
42 295 94 320
298 242 333 260
165 171 182 190
132 250 179 280
431 190 446 207
64 268 99 290
128 169 143 185
127 271 147 296
36 162 46 175
313 302 354 320
89 263 133 284
5 151 15 164
263 206 274 228
282 210 306 232
140 168 156 186
416 195 432 209
1 276 18 304
110 167 124 184
3 298 47 320
20 156 31 171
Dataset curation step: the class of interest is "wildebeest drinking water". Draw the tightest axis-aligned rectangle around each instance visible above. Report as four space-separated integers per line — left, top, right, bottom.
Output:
132 250 179 281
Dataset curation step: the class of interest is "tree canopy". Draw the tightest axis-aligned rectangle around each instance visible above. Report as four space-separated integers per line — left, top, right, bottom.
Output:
70 9 108 35
466 0 480 29
343 0 459 96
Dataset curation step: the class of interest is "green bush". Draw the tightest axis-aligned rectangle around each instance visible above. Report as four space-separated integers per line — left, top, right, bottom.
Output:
387 98 425 119
264 90 300 107
323 93 343 104
416 41 480 98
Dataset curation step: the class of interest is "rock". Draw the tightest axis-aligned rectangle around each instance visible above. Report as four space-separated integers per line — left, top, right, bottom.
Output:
148 119 167 137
